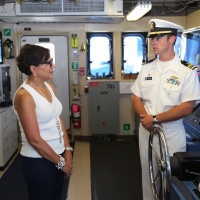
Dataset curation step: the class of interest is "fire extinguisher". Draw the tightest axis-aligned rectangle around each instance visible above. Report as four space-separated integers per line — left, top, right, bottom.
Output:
3 38 15 59
71 103 81 128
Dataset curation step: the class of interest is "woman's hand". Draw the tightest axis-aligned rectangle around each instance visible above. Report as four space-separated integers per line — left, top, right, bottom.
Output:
62 150 73 178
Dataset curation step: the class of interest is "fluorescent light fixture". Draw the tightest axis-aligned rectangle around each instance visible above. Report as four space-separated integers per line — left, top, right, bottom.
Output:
126 1 152 21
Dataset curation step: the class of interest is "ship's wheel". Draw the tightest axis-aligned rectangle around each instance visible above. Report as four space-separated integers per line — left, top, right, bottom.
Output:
148 124 171 200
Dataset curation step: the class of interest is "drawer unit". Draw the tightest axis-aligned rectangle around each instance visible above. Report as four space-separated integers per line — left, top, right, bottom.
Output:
0 106 18 170
10 108 17 132
1 109 10 138
10 130 18 155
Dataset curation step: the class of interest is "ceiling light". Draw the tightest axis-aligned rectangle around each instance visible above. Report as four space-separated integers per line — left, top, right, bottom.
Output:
126 1 152 21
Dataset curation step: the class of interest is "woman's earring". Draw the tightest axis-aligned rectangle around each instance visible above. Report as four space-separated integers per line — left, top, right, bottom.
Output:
34 74 36 77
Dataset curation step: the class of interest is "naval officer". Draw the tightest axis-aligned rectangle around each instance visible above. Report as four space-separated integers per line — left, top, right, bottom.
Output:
131 19 200 200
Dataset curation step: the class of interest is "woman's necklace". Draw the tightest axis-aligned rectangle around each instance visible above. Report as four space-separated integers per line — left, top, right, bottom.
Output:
30 81 52 103
30 81 62 142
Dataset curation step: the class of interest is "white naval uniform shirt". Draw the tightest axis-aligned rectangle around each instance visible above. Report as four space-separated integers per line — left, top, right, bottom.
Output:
132 54 200 117
131 55 200 200
131 54 200 154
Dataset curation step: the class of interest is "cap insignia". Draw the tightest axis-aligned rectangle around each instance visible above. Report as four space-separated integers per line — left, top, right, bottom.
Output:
150 22 156 30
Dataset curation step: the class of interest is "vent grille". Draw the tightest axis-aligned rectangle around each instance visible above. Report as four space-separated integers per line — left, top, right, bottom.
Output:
63 1 105 13
19 0 106 14
20 0 62 13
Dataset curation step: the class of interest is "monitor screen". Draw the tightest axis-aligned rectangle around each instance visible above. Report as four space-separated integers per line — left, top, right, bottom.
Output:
0 32 3 64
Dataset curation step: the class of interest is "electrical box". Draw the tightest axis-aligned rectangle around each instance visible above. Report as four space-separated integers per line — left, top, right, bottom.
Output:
88 81 119 135
0 64 11 103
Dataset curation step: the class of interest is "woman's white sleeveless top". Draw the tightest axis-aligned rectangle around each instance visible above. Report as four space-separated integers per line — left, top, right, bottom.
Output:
13 81 65 158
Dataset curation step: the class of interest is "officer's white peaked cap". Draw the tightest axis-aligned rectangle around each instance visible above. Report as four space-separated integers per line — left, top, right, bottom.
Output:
147 19 184 38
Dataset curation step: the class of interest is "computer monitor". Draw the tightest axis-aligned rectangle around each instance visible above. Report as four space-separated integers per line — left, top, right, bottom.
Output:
0 32 3 64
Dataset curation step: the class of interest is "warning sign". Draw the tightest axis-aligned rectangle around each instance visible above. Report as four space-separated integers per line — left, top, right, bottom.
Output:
71 61 79 70
3 28 11 37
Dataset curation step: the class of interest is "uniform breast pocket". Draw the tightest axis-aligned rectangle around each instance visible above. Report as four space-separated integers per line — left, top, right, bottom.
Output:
162 83 181 104
141 80 155 99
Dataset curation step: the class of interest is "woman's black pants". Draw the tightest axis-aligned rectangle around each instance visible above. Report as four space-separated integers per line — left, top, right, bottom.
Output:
21 155 65 200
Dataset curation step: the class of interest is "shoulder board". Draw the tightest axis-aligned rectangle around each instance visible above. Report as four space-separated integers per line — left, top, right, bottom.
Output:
181 60 196 70
143 58 156 65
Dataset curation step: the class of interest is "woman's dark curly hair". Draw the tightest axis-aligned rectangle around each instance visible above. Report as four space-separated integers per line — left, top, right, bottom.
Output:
16 44 50 75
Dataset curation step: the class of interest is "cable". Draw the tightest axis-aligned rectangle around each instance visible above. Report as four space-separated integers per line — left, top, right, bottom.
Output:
162 1 191 14
151 6 173 15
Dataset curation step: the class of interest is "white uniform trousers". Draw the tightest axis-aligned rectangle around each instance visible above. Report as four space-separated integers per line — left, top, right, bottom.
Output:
139 120 186 200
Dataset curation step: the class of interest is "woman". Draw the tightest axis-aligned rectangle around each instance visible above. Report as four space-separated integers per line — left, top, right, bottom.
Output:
13 44 73 200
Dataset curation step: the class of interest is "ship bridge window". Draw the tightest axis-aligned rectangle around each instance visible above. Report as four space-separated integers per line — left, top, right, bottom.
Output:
122 32 147 74
174 34 182 58
86 32 113 79
181 32 200 68
122 33 182 75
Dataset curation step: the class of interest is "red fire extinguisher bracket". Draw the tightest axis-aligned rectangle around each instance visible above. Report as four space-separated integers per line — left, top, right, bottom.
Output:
73 119 81 128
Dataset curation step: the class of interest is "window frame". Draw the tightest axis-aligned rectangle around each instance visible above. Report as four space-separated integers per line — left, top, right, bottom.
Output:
86 32 113 79
121 32 148 74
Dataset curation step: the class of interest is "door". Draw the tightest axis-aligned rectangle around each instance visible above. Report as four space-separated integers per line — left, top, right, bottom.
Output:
20 35 70 129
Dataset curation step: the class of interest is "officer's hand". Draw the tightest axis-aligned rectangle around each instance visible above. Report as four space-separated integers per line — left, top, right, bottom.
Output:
140 114 153 131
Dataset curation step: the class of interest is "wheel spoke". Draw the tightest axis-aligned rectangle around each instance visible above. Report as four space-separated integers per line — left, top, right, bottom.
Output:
150 143 161 161
149 124 171 200
153 170 160 183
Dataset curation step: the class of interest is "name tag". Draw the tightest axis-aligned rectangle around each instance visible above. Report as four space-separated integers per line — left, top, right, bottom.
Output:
145 77 152 80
